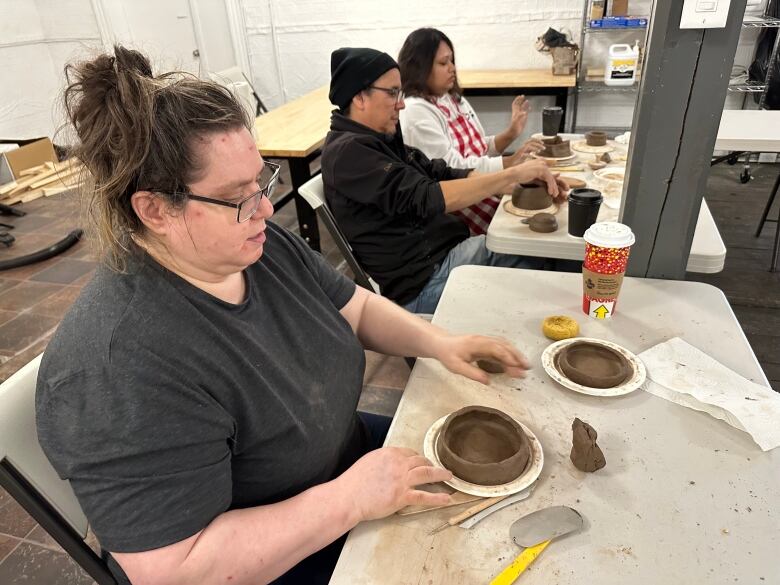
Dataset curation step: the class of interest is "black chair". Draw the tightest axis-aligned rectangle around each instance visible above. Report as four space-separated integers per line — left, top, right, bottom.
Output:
754 170 780 272
0 355 117 584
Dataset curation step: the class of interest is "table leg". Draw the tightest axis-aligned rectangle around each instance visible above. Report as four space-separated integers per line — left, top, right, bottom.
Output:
287 157 321 252
555 89 568 134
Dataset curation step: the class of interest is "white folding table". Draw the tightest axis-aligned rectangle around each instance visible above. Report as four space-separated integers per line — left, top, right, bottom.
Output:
329 266 777 585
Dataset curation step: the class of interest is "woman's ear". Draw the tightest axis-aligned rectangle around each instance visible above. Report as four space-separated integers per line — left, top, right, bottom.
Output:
131 191 173 236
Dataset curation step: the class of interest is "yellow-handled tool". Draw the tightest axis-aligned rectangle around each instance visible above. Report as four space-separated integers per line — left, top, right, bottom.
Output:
489 506 583 585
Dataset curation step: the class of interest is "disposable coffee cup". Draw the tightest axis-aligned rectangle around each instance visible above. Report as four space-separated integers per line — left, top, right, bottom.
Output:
581 222 635 320
542 106 563 136
568 188 603 238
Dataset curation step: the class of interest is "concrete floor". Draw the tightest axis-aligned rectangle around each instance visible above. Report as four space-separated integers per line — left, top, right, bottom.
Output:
0 161 777 583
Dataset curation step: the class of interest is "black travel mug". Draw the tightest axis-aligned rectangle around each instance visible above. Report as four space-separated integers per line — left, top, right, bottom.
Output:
542 106 563 136
568 188 603 237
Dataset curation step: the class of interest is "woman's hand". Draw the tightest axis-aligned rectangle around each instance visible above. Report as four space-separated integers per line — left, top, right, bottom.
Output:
503 139 545 168
431 334 531 385
508 95 531 137
339 447 453 522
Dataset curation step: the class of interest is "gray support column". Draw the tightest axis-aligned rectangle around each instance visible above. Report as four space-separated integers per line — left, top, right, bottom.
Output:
621 0 747 278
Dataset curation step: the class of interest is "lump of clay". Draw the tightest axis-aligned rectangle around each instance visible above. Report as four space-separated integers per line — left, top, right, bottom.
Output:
437 406 530 486
476 359 505 374
526 212 558 233
540 135 572 158
556 342 632 389
512 182 552 210
585 131 608 146
570 417 606 472
599 152 612 163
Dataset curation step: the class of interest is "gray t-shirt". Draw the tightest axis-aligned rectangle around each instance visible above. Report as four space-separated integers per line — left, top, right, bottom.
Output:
36 223 364 560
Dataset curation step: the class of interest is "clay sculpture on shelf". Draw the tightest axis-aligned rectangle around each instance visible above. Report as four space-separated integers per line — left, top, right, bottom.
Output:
570 417 606 472
436 405 530 486
556 342 632 388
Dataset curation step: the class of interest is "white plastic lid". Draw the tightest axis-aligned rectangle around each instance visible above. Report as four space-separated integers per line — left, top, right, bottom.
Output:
583 222 635 248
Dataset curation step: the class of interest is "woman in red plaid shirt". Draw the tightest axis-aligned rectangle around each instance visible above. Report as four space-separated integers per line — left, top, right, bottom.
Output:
399 28 544 236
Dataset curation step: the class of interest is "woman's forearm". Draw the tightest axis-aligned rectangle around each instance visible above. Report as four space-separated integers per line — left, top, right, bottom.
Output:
115 479 359 585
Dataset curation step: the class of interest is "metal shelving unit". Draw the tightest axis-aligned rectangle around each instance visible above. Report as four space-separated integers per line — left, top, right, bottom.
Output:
571 2 650 131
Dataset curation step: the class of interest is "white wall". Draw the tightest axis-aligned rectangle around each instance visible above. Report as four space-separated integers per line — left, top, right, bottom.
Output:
0 0 102 139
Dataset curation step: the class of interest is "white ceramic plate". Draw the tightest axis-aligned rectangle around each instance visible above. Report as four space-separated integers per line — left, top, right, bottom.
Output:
541 337 647 397
423 413 544 497
571 140 616 154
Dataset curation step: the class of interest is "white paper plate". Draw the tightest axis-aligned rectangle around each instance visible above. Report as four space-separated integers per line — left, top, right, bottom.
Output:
503 199 559 218
542 337 646 397
423 413 544 497
571 140 616 154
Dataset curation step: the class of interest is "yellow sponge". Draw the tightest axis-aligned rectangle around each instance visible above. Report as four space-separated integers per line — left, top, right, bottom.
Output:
542 315 579 340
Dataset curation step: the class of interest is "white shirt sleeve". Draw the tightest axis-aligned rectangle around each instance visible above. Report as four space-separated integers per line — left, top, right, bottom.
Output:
400 97 504 174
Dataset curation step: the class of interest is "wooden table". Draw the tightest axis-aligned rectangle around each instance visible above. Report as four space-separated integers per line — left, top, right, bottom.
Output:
329 266 777 584
713 110 780 271
458 69 576 134
254 85 332 250
485 134 727 273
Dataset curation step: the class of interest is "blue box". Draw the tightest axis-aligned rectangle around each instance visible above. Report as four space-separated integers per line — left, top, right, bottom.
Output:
591 16 629 28
626 17 648 27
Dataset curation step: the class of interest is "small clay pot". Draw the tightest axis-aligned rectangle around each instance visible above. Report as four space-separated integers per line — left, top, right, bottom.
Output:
512 182 552 210
476 359 505 374
556 342 632 388
527 212 558 233
585 131 608 147
436 406 531 486
541 136 572 158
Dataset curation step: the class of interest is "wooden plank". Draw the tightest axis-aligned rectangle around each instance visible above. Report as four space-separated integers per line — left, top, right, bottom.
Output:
29 166 81 189
458 69 575 89
0 181 17 195
18 163 51 177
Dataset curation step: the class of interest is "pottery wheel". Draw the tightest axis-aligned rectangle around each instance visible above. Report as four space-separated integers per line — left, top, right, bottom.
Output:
571 140 616 155
504 199 558 218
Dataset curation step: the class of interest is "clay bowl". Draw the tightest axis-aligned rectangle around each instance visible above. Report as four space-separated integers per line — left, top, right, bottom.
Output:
436 406 530 486
556 342 632 389
512 182 552 210
525 212 558 233
585 131 608 146
541 136 572 158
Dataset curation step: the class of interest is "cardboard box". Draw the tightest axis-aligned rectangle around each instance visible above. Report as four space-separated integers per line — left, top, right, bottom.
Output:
609 0 629 16
3 138 57 180
590 0 606 19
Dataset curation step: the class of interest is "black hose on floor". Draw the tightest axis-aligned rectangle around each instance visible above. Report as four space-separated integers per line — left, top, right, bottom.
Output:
0 229 84 271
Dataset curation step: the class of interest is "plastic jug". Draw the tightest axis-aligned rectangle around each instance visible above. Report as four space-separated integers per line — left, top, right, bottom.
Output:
604 44 638 86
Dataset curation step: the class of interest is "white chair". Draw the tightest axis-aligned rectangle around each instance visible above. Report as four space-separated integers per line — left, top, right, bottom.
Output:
0 355 116 584
298 175 381 294
210 66 267 115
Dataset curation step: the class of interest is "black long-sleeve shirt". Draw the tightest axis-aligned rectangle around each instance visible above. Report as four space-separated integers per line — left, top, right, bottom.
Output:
321 112 470 304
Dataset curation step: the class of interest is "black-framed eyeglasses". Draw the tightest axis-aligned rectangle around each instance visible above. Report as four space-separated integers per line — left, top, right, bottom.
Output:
168 161 280 223
368 85 405 104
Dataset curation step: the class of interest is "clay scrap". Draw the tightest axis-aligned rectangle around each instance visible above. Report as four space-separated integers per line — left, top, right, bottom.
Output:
477 359 505 374
570 417 606 472
556 342 632 388
437 405 530 486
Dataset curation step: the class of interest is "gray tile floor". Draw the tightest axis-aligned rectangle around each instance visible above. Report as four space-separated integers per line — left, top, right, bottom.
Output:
0 160 778 582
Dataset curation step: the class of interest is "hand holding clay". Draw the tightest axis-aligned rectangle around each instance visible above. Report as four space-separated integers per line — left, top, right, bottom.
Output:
507 95 531 137
432 334 530 385
503 139 546 168
338 447 452 522
508 160 560 198
552 173 569 203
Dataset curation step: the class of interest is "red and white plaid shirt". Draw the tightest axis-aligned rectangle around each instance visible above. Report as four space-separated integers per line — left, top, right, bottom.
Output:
435 95 501 236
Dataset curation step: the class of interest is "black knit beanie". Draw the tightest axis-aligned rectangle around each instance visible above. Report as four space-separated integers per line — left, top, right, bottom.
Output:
329 47 399 110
